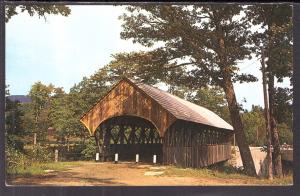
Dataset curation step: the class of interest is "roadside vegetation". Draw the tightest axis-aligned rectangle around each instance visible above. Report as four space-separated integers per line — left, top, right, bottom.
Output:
6 144 80 177
163 163 293 185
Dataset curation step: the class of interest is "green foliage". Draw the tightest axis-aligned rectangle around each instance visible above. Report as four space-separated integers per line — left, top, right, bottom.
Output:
208 161 245 175
274 87 293 127
20 103 36 142
162 165 292 185
5 145 28 174
278 123 293 145
246 4 293 81
5 4 71 22
29 144 52 163
190 86 231 123
166 84 231 122
6 134 24 153
7 160 81 177
80 138 97 160
5 95 25 151
241 105 266 146
6 143 53 176
48 88 74 141
28 82 55 141
241 104 293 146
119 5 258 88
5 99 23 134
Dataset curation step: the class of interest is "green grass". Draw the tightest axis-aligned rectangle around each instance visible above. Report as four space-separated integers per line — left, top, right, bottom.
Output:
7 161 82 178
162 166 293 185
163 166 251 179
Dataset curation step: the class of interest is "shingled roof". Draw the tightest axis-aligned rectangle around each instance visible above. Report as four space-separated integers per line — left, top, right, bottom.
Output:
80 78 233 135
131 79 233 131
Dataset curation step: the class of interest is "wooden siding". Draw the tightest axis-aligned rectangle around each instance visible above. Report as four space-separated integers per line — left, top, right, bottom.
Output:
80 80 176 136
162 120 232 167
163 144 231 168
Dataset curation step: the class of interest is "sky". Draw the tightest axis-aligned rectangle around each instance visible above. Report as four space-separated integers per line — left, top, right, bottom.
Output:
5 5 290 111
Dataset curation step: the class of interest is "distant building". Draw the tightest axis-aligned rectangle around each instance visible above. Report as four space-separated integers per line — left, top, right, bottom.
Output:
7 95 32 103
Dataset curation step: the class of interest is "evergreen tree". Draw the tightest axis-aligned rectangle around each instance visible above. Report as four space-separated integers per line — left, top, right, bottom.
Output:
247 4 292 177
118 5 257 175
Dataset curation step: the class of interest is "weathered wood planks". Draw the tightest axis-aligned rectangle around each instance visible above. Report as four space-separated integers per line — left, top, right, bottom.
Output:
80 79 176 136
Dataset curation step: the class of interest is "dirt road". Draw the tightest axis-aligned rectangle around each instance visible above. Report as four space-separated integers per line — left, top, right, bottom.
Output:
6 161 289 186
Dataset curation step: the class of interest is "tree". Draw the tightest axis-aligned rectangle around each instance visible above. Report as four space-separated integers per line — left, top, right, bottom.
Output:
28 82 54 143
57 69 111 141
48 87 70 142
277 123 292 145
247 4 293 177
5 4 71 22
273 87 293 128
5 86 25 151
189 86 230 123
118 5 257 175
242 105 266 146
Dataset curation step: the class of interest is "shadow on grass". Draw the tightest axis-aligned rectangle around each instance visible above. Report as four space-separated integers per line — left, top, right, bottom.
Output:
207 161 246 175
7 170 128 186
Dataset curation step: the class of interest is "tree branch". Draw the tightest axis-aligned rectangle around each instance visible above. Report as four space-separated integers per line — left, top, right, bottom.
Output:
165 62 196 70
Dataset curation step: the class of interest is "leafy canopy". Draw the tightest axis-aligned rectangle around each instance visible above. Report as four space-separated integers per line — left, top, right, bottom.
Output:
119 5 258 89
5 4 71 22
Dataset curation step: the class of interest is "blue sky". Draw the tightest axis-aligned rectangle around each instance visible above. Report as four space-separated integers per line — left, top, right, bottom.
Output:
6 5 290 110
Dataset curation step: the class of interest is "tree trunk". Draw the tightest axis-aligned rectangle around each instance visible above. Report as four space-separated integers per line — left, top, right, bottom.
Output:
94 130 102 155
261 53 273 180
268 75 283 177
222 72 257 176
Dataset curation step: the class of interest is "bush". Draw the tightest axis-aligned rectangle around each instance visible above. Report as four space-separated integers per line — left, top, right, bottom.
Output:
208 161 245 175
28 144 52 163
5 145 29 175
6 134 24 152
80 138 96 160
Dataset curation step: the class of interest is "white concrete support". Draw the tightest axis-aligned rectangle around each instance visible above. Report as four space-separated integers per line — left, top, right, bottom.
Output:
115 153 118 163
153 155 157 164
96 153 99 161
55 149 58 162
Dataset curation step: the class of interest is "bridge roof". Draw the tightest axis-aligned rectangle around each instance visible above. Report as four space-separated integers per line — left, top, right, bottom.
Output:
131 79 233 131
80 78 233 136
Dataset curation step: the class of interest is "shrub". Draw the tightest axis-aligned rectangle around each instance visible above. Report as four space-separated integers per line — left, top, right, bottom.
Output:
28 144 52 163
80 138 96 160
6 134 24 152
5 145 29 175
208 161 245 175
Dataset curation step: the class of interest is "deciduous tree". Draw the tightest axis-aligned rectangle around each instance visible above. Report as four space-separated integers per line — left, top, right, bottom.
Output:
5 4 71 22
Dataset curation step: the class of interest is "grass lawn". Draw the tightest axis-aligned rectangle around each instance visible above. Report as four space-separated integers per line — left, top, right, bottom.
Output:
162 166 293 185
7 161 82 178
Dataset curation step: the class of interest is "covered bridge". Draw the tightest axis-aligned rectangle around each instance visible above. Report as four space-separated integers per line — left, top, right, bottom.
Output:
80 78 234 168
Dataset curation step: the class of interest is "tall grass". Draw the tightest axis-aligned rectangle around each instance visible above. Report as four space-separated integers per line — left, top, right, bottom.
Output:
6 144 81 177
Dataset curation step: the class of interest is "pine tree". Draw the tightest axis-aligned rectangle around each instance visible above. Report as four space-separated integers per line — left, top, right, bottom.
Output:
118 5 257 176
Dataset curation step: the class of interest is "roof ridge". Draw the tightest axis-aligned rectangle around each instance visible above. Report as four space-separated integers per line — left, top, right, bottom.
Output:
136 83 215 124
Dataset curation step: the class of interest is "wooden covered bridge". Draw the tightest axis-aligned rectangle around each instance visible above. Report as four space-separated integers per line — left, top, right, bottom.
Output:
80 78 234 168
